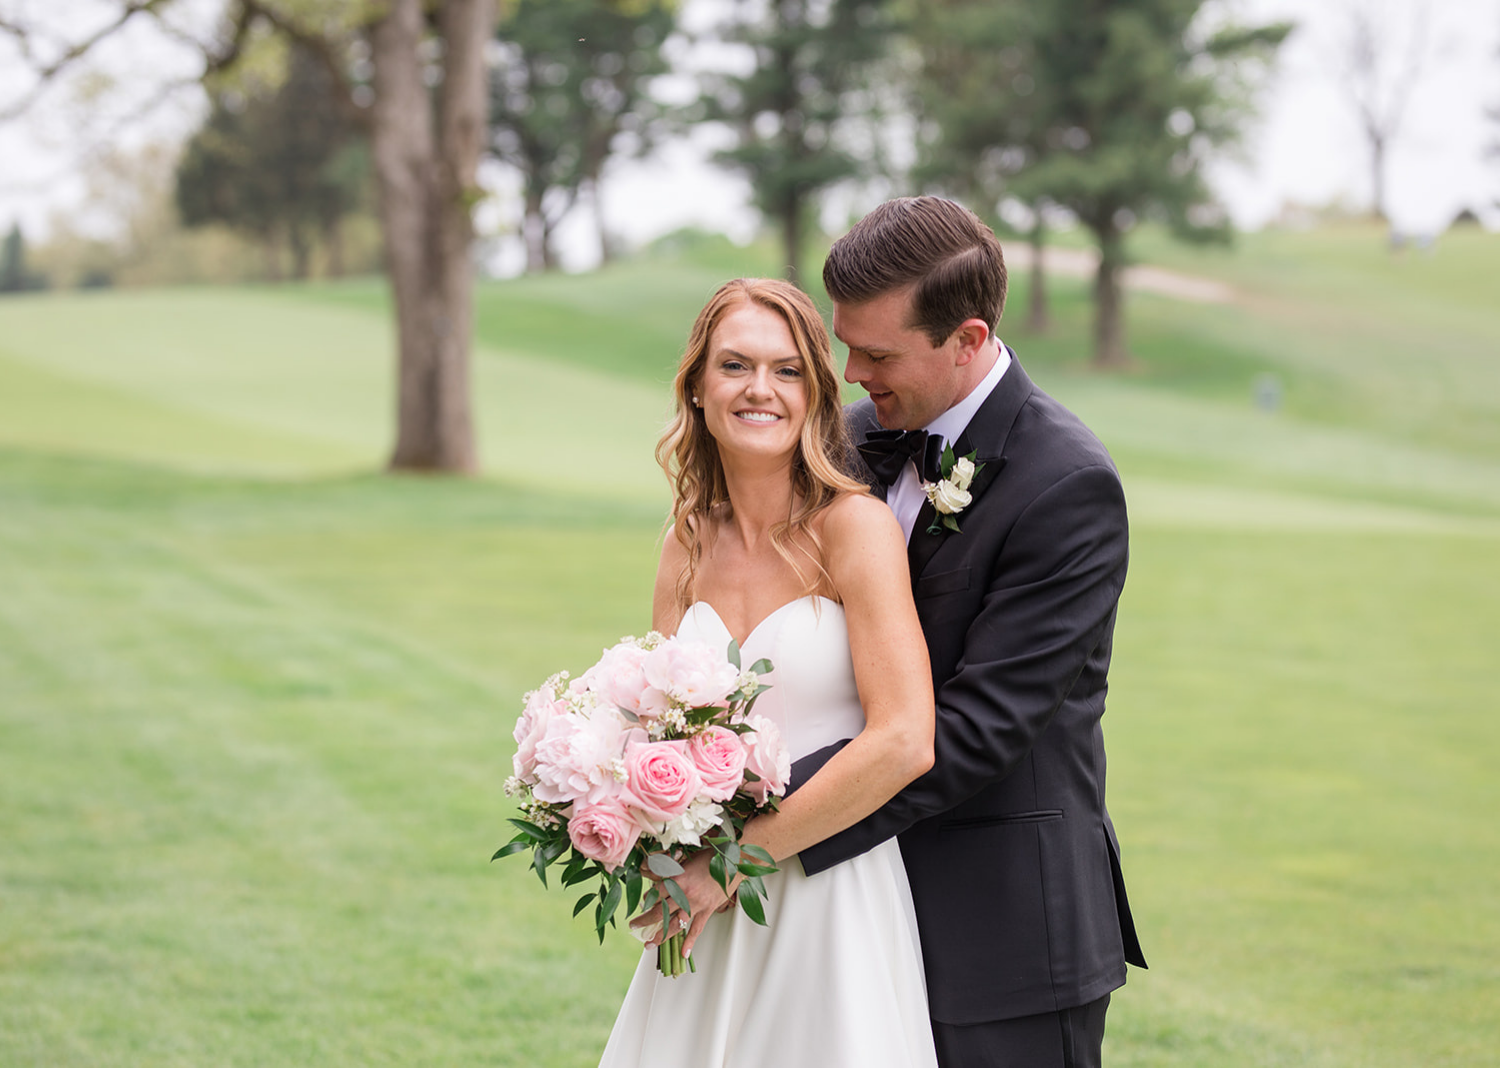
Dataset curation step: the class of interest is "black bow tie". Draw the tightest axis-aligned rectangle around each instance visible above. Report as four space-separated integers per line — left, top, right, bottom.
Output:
858 429 945 486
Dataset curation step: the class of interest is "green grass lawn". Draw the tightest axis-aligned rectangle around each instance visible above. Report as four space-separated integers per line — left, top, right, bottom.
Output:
1 225 1498 1065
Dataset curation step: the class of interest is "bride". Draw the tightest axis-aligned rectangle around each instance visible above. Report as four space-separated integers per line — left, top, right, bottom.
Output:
598 278 940 1068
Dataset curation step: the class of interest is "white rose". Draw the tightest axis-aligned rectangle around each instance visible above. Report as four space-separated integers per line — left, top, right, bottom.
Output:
656 797 724 849
926 479 973 515
949 456 976 491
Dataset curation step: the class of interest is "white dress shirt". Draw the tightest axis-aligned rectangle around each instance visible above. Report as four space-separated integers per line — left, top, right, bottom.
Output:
888 344 1011 541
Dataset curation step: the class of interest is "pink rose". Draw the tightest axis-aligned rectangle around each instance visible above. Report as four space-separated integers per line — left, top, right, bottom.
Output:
620 740 702 823
568 797 640 871
513 688 561 783
742 715 790 804
688 726 749 802
642 638 739 708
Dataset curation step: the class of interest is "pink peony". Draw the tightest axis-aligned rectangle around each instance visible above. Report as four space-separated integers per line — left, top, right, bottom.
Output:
741 715 790 804
585 641 671 718
642 638 740 709
619 740 702 823
687 726 750 802
568 796 641 871
513 687 561 783
532 706 632 806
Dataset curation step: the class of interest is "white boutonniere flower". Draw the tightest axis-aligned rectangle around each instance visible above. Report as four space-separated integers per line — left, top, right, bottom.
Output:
922 446 984 534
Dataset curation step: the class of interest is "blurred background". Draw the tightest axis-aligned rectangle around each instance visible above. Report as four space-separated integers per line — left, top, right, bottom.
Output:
1 0 1497 1065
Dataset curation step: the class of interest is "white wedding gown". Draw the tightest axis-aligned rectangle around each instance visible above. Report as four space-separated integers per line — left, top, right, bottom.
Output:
598 596 939 1068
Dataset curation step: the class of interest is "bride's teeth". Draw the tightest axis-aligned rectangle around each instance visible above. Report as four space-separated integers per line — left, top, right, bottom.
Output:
738 412 779 422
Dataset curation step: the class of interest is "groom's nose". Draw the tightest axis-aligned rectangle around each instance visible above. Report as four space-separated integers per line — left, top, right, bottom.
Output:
844 349 870 385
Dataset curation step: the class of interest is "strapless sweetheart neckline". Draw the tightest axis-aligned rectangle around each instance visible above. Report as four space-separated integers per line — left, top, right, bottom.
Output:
685 595 841 650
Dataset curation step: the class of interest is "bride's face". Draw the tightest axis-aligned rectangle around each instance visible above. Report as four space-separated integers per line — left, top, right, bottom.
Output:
698 302 809 466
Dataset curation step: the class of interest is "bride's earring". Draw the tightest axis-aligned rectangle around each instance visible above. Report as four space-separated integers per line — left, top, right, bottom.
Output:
692 396 701 407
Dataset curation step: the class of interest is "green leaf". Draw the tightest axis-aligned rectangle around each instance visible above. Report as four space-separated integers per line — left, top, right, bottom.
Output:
941 442 956 473
640 885 660 912
722 840 742 865
737 880 768 925
625 872 643 917
736 860 778 877
491 840 531 861
709 849 729 892
531 849 549 888
572 892 596 917
646 852 684 878
507 818 550 841
726 639 742 669
600 878 624 929
747 657 773 676
740 844 774 866
663 876 691 917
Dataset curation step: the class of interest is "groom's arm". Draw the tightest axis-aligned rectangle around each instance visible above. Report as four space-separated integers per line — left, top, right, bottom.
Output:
792 461 1128 876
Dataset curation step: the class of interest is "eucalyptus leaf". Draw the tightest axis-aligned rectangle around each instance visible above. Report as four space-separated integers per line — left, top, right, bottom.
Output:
747 658 773 676
726 639 742 669
646 852 685 878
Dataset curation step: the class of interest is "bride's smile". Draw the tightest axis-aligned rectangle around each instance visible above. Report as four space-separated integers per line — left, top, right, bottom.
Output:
698 302 808 463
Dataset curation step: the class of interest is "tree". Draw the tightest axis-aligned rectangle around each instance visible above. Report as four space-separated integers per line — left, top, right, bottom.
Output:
1335 0 1432 223
696 0 897 283
0 222 49 293
489 0 675 272
909 1 1060 332
176 42 370 281
914 1 1287 367
1 0 497 473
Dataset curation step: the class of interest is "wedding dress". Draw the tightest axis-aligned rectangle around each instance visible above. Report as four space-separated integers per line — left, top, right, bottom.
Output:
598 596 938 1068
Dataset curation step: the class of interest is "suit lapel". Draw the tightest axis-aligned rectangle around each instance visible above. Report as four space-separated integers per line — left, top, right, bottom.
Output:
905 350 1034 580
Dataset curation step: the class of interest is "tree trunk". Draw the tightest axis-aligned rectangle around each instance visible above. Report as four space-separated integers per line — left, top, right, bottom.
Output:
371 0 493 473
1369 131 1388 222
780 194 802 284
523 188 548 273
1025 214 1049 334
262 229 283 282
1092 221 1128 368
589 176 613 266
290 222 312 280
323 214 345 278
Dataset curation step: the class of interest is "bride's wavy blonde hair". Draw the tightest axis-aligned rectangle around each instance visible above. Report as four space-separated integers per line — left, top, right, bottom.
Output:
656 278 868 608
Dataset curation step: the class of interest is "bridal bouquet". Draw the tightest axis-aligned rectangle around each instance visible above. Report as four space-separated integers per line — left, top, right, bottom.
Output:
495 631 790 976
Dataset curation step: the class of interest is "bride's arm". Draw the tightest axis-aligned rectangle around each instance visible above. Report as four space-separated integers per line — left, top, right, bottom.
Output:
673 495 934 951
651 525 688 636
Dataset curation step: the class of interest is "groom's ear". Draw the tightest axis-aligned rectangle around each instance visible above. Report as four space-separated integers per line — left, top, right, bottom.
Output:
951 318 991 366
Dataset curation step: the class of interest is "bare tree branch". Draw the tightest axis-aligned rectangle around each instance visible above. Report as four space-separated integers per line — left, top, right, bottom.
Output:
0 0 175 121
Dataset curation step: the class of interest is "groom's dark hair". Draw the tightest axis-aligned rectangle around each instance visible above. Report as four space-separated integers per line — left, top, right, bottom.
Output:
823 196 1007 346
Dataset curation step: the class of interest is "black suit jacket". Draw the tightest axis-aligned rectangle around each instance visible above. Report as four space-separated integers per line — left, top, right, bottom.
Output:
793 353 1146 1025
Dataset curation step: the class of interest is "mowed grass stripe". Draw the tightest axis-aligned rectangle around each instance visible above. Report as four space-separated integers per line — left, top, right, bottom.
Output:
0 462 655 1066
0 289 672 501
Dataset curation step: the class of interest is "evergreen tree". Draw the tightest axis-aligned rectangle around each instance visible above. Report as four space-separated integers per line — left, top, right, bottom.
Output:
489 0 675 272
912 0 1287 366
698 0 897 282
0 222 47 294
176 43 369 280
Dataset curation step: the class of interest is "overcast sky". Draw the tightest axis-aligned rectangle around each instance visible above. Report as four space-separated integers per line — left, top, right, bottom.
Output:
1 0 1496 271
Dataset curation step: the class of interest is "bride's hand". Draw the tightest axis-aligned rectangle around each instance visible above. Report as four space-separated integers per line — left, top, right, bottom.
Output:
629 850 739 953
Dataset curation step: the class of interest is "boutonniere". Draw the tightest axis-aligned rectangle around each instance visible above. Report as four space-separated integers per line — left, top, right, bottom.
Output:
922 445 983 534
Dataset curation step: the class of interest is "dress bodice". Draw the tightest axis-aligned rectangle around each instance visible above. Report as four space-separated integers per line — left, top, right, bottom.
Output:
677 596 864 763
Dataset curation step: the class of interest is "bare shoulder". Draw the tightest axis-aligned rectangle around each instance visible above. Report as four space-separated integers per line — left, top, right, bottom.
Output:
815 492 906 591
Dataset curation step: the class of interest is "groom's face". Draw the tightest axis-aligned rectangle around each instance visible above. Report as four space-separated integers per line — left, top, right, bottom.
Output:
833 288 964 430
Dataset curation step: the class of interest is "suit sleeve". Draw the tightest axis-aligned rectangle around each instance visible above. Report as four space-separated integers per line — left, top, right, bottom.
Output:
794 462 1129 875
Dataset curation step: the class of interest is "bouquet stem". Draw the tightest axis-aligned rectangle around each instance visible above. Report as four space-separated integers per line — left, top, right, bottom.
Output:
656 931 696 977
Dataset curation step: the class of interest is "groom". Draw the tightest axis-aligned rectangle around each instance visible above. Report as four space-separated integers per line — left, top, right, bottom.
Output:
792 196 1146 1067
